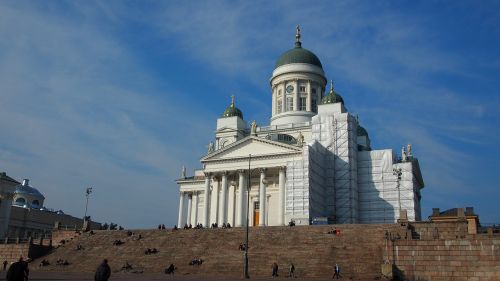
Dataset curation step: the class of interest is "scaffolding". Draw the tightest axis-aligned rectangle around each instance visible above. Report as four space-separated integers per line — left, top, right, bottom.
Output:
332 115 358 224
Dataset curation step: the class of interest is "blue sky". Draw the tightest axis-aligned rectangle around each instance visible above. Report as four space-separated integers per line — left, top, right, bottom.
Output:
0 1 499 228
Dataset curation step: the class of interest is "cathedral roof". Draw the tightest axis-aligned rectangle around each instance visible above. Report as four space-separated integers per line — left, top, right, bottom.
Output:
14 179 45 199
222 95 243 119
275 26 323 69
321 81 344 105
0 172 20 185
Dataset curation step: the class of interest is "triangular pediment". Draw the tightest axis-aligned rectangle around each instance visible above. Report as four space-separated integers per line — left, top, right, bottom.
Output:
201 136 302 162
215 127 240 133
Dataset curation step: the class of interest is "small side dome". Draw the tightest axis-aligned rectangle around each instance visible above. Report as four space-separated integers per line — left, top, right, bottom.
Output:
222 95 243 119
321 80 344 105
357 126 368 137
14 179 45 199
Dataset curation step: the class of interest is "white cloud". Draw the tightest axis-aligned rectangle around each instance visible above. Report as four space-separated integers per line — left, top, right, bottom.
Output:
0 2 213 227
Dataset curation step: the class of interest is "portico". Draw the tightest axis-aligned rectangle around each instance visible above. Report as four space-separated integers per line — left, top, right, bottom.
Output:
177 160 291 228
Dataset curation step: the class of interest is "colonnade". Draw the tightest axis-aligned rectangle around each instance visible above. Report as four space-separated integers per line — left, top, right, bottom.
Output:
177 167 286 228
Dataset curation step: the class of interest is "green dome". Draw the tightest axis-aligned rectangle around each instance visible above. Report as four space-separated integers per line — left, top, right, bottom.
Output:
275 26 322 69
357 126 368 137
321 87 344 105
275 47 323 69
222 96 243 119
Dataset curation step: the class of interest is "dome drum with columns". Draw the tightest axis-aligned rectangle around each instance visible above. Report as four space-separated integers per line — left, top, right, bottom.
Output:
175 27 425 228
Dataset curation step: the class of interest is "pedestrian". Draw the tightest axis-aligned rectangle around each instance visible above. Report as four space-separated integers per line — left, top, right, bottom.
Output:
165 263 175 275
6 257 28 281
272 262 279 278
3 260 7 271
94 259 111 281
288 263 295 278
332 263 341 279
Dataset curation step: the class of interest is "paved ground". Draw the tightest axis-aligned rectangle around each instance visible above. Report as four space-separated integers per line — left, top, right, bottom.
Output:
0 270 339 281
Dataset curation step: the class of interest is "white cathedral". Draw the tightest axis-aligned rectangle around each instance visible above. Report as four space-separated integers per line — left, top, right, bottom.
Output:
176 27 424 228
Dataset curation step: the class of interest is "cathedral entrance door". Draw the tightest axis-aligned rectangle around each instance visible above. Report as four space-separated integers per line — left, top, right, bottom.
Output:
253 201 260 226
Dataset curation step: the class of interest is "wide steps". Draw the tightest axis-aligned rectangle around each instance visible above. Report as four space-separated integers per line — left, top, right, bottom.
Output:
33 224 400 280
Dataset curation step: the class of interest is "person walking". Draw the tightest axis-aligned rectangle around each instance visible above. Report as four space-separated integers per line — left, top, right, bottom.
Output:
6 257 28 281
288 263 295 278
94 259 111 281
3 260 8 271
272 262 279 278
332 263 341 279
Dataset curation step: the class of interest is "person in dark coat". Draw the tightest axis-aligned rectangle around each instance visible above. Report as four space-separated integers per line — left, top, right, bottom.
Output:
5 257 28 281
94 259 111 281
165 263 175 275
271 262 279 277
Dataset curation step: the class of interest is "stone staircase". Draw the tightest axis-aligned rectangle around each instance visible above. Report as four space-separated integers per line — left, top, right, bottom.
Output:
33 224 401 280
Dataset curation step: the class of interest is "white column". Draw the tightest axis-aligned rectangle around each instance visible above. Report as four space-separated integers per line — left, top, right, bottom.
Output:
186 193 193 226
192 192 199 226
203 173 210 227
259 168 266 226
278 167 286 226
237 170 245 227
228 184 235 226
219 172 228 225
307 80 312 111
271 86 276 116
0 193 14 238
177 192 185 227
211 177 220 225
294 79 299 111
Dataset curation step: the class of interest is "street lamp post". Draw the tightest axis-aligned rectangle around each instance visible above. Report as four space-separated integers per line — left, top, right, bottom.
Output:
84 187 93 219
243 154 251 278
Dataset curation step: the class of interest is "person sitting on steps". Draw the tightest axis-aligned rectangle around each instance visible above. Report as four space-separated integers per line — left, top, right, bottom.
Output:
164 264 175 275
121 261 132 271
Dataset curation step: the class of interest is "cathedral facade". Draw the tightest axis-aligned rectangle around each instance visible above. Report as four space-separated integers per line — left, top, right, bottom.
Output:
176 27 424 227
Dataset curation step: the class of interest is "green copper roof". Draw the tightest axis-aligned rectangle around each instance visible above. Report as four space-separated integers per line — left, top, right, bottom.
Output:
222 96 243 119
275 25 322 69
321 87 344 105
357 126 368 137
275 47 323 69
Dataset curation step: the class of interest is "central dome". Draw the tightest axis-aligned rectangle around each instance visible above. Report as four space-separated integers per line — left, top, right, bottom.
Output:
275 47 323 69
275 26 322 69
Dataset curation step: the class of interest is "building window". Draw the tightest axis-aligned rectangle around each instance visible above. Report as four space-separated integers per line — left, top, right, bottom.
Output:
277 99 282 114
299 97 307 111
299 86 306 93
312 98 317 113
286 97 293 111
312 88 317 95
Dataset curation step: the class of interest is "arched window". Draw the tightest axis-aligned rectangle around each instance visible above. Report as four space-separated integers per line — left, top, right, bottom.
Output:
32 200 40 207
267 134 296 145
277 99 283 114
286 97 294 111
15 198 26 204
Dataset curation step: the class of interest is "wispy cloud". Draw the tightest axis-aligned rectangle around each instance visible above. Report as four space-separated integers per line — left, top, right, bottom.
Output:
0 2 213 227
